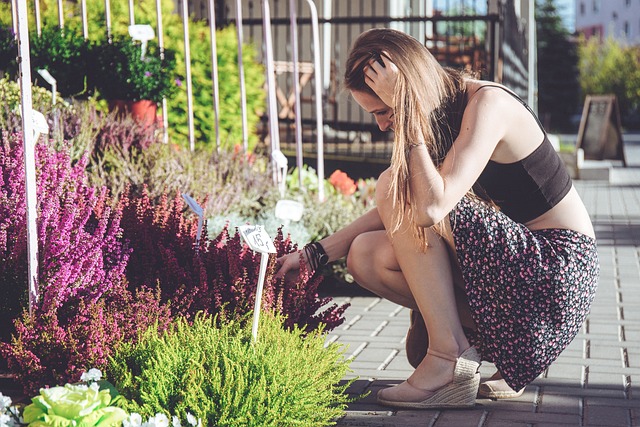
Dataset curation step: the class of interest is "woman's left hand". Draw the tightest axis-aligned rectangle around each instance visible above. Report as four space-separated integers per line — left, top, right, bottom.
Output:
364 53 399 108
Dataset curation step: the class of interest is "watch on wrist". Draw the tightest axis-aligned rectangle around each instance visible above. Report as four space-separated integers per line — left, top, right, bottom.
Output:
303 242 329 271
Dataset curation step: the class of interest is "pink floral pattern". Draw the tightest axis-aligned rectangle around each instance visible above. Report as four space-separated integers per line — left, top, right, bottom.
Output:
450 196 599 391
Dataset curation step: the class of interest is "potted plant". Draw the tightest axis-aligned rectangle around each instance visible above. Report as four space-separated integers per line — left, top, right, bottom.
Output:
88 37 178 126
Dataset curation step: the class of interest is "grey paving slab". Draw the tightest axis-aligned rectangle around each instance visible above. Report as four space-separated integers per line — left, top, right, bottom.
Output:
331 135 640 426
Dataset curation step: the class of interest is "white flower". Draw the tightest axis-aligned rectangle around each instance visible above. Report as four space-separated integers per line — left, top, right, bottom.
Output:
7 407 22 427
171 415 181 427
124 413 143 427
186 413 197 427
0 394 11 410
153 413 169 427
80 368 103 383
0 413 11 427
89 382 100 392
71 384 89 391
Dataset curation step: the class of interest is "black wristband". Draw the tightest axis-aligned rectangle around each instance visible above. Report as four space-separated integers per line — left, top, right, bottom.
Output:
303 242 329 271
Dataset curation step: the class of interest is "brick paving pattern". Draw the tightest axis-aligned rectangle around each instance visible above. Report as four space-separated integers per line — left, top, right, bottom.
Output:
329 136 640 426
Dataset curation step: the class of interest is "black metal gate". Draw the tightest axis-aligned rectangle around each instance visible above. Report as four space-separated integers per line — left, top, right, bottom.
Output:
215 0 530 170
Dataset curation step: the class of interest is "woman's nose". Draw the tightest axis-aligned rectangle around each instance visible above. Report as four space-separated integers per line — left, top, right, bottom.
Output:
376 117 392 132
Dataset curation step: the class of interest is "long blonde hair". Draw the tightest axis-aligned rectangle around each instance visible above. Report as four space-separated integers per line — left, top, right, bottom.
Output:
344 28 468 249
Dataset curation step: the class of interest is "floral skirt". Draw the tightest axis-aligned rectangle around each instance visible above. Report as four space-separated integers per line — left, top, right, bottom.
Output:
449 196 599 391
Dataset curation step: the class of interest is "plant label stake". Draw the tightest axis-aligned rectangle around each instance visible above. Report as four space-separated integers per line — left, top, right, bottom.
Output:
36 70 58 134
238 224 276 341
36 69 57 105
128 24 155 59
181 194 203 251
275 199 303 226
271 149 288 198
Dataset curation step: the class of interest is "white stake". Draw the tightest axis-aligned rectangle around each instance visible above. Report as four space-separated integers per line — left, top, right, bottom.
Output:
238 224 276 342
16 0 39 312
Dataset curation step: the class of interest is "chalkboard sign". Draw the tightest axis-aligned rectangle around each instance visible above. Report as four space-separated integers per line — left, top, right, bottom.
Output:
576 95 626 165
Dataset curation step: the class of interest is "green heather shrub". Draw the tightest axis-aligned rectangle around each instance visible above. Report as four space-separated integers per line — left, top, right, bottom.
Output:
108 313 355 427
0 78 149 161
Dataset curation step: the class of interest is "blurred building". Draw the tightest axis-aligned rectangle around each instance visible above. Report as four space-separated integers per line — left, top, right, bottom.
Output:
575 0 640 44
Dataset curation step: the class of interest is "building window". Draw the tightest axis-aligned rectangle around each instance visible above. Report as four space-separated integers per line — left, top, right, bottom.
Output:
625 0 631 6
624 21 630 37
580 2 585 15
592 0 600 13
613 12 618 20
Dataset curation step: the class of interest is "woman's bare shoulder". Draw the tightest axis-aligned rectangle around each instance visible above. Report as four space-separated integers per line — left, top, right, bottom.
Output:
464 79 514 103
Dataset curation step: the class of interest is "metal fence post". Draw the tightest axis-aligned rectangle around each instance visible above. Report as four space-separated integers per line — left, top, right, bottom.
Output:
305 0 324 202
288 0 304 189
236 0 249 151
15 0 40 313
208 0 221 152
261 0 282 185
180 0 196 151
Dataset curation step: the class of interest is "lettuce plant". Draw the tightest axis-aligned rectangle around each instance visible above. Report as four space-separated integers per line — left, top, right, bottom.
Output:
23 383 127 427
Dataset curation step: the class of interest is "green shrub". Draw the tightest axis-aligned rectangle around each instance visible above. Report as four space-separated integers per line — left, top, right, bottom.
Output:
87 37 178 103
0 24 17 78
0 77 112 160
29 26 92 97
0 77 71 126
108 313 355 427
579 36 640 128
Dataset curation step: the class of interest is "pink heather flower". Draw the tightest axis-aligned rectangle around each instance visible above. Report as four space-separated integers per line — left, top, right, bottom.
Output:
144 71 152 77
174 79 182 87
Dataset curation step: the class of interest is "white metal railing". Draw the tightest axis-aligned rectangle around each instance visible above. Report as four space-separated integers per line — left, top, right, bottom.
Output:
14 0 39 313
11 0 325 311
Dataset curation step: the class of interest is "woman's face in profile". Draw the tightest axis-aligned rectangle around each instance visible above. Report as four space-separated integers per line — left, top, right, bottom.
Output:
351 90 395 132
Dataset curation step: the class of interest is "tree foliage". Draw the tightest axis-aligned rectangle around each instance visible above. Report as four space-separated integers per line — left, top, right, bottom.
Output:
536 0 580 132
578 36 640 129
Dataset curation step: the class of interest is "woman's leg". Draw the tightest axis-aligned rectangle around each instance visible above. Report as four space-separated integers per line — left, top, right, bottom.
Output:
347 229 419 310
348 227 477 371
352 170 474 396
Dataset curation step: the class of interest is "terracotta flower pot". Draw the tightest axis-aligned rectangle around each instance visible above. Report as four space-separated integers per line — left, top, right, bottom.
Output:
108 100 158 127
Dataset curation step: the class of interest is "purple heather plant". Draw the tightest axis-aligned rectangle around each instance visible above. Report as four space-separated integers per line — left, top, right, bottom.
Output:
0 132 171 394
0 131 348 396
0 132 122 331
119 186 349 331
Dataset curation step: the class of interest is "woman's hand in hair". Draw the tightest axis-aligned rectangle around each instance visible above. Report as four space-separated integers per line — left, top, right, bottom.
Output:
363 52 398 108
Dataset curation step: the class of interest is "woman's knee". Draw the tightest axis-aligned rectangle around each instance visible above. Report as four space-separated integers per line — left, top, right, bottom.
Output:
346 231 393 285
346 233 372 283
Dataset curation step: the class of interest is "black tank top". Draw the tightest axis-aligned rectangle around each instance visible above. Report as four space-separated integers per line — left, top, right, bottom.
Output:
474 85 572 223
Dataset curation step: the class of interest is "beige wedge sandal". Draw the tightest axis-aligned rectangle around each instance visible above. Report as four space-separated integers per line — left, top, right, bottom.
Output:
377 347 481 409
477 372 525 399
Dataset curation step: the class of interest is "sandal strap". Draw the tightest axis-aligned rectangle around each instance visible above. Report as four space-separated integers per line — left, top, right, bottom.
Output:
426 348 458 362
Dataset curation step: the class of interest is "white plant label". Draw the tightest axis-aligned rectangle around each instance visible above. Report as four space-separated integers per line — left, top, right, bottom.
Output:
239 224 276 254
181 194 203 249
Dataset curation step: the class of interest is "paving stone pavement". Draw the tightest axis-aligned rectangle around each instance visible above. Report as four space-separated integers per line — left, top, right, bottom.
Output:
328 135 640 427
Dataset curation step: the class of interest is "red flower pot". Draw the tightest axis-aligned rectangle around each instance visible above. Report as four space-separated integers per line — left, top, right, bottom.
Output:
108 100 158 127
